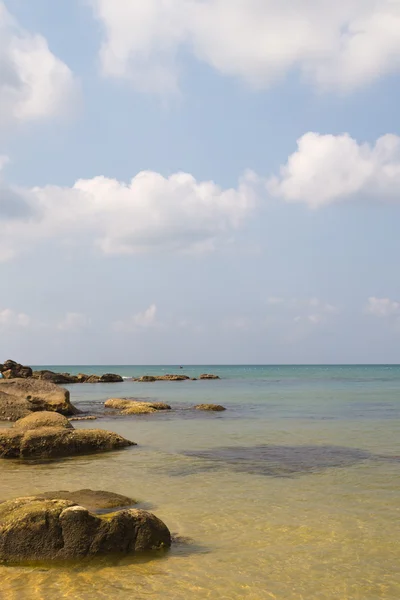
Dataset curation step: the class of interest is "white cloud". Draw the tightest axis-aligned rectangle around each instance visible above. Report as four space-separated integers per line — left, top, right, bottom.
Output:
0 1 77 125
89 0 400 93
268 133 400 208
0 168 256 260
57 312 89 332
365 297 400 317
0 308 31 328
113 304 158 332
269 297 339 328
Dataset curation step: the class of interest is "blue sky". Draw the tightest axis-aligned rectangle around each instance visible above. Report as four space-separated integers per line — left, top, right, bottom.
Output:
1 0 400 364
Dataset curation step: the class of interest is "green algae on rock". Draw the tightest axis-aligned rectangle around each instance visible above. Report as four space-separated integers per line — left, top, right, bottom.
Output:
0 496 171 562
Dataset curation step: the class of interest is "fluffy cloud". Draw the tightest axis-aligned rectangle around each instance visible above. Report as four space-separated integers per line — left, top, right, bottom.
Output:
89 0 400 93
57 312 89 332
0 308 31 328
268 133 400 208
365 297 400 317
113 304 158 332
0 1 77 125
0 168 256 260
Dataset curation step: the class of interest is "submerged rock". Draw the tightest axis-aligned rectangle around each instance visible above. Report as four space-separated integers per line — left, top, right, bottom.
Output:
0 378 77 421
0 360 32 379
195 404 226 412
34 489 137 512
0 411 135 459
0 496 171 562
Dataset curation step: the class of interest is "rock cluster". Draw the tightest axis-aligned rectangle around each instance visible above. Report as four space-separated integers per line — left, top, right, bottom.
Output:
0 411 135 459
0 360 32 379
0 377 77 421
133 373 219 382
0 496 171 562
32 370 123 384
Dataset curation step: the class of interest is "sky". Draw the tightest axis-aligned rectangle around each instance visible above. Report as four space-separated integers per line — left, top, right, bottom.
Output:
1 0 400 365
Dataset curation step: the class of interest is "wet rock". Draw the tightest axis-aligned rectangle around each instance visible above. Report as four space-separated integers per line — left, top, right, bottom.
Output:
155 374 190 381
32 370 78 384
138 376 157 382
0 412 135 459
195 404 226 412
0 496 171 562
199 374 220 380
100 374 124 383
69 416 97 422
105 399 171 414
0 360 32 380
34 489 137 512
0 378 77 421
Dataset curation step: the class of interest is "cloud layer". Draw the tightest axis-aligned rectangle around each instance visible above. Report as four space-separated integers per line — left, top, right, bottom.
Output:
90 0 400 93
0 167 256 260
268 133 400 208
0 1 77 125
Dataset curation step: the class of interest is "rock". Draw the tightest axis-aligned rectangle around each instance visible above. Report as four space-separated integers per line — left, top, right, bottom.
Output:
138 376 156 382
100 374 124 383
69 416 97 422
199 374 220 380
105 399 171 413
0 416 135 459
0 378 77 421
34 489 137 512
155 374 190 381
32 370 78 384
85 375 101 383
195 404 226 412
0 360 32 379
13 412 73 432
0 496 171 562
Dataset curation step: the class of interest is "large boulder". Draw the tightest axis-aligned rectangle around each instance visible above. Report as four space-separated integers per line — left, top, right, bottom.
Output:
0 496 171 562
0 378 77 420
0 411 135 458
0 360 32 379
13 411 73 431
100 373 124 383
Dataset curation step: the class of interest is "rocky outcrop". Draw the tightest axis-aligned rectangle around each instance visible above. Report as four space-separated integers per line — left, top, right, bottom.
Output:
199 374 220 380
195 404 226 411
0 411 135 458
0 360 32 379
32 371 124 384
105 399 171 415
0 496 171 562
0 378 77 421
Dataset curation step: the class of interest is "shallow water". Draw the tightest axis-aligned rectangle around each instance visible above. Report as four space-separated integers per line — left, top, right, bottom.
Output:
0 365 399 599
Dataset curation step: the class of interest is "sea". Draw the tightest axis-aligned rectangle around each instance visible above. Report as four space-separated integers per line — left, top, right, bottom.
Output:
0 365 399 599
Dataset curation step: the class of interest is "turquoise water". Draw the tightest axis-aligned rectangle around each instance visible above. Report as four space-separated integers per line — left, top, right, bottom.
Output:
1 365 399 599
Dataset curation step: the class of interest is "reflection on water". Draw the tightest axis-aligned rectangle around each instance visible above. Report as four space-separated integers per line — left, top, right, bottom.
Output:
0 369 399 599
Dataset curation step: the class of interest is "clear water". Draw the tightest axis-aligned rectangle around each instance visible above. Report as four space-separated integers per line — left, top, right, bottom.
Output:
0 365 399 599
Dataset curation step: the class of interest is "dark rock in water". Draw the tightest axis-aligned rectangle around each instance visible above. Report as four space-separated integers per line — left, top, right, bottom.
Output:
183 444 376 477
0 378 78 421
138 376 157 382
34 489 137 512
0 411 135 459
32 370 78 384
0 496 171 562
195 404 226 412
99 373 124 383
199 374 220 380
0 360 32 379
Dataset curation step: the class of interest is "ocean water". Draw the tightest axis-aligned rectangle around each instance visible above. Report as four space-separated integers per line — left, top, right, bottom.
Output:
0 365 399 599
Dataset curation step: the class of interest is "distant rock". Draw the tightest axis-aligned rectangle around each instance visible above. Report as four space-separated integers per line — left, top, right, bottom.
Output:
199 374 220 380
32 370 78 384
32 370 124 384
0 360 32 380
0 411 135 459
100 373 124 383
195 404 226 412
137 376 157 382
155 374 190 381
0 378 77 421
0 496 171 562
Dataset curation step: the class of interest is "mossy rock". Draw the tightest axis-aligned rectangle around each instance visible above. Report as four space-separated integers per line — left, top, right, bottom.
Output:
0 496 171 562
195 404 226 412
